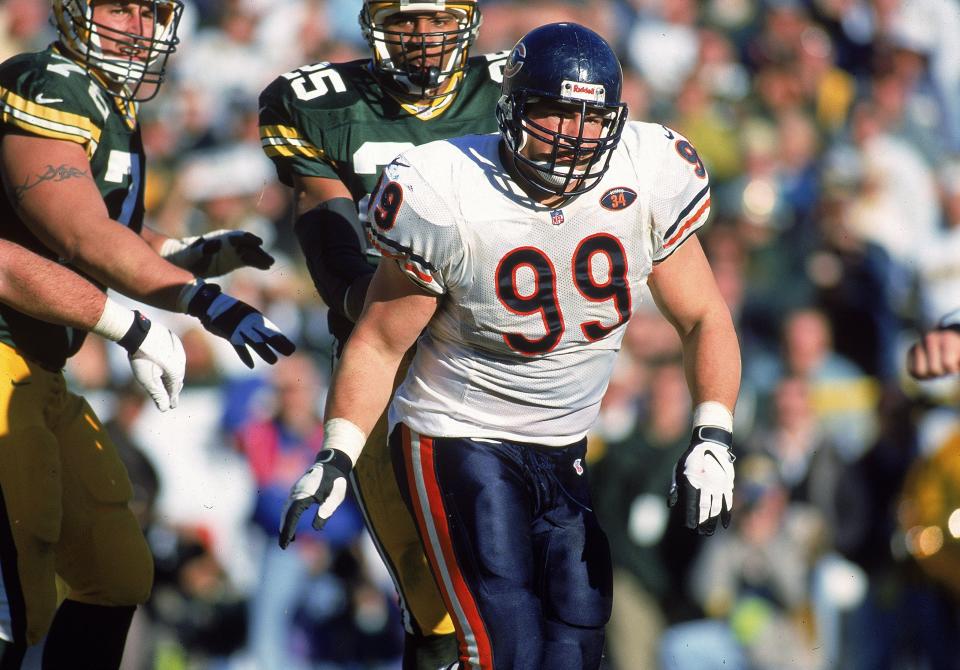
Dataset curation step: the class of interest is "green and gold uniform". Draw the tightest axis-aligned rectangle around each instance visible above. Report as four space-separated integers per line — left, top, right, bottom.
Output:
259 52 506 640
0 45 152 645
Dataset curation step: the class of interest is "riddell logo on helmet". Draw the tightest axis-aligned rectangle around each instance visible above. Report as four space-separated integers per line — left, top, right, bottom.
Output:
561 80 605 103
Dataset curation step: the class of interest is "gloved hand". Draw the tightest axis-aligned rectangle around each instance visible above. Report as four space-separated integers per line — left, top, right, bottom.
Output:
669 426 735 535
93 299 185 412
161 229 274 278
123 313 186 412
180 280 295 368
279 448 354 549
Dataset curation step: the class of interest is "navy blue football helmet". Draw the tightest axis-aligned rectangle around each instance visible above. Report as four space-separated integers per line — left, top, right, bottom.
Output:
497 23 628 196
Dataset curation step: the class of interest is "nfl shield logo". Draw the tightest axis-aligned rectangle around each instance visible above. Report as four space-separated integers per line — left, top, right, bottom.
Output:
550 209 565 226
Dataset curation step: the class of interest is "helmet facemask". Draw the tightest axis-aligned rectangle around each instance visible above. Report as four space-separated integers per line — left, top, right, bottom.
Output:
359 1 481 100
498 90 627 197
53 0 184 102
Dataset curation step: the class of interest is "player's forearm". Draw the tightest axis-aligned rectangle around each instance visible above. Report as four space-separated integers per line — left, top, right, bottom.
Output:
295 199 374 321
325 333 405 437
65 218 196 310
0 240 105 329
680 304 741 412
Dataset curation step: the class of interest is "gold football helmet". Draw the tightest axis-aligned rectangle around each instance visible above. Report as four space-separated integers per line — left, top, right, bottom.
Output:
359 1 481 99
52 0 184 101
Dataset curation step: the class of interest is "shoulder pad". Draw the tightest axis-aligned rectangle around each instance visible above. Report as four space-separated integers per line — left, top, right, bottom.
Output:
368 157 461 295
261 59 367 113
466 50 511 87
0 49 109 153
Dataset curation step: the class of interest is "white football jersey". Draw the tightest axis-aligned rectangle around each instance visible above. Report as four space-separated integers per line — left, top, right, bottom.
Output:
368 121 711 445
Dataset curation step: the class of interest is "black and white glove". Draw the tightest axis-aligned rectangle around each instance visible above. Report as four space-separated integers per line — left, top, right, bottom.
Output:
161 229 274 278
669 425 736 535
180 280 295 368
94 299 185 412
278 418 366 549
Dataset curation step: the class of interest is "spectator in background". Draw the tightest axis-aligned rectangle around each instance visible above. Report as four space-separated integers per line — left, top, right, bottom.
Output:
913 162 960 332
237 352 392 667
745 374 871 668
745 305 881 461
625 0 701 104
659 453 826 670
0 0 51 61
592 359 702 670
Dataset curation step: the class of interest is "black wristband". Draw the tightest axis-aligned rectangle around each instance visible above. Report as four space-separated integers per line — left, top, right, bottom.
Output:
185 282 222 318
693 426 734 451
118 311 151 354
315 448 354 475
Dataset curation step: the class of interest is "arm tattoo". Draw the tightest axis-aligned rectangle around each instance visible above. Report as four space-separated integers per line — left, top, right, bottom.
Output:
14 164 90 202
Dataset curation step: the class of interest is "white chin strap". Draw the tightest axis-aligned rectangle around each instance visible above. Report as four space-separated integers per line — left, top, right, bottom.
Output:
530 159 585 187
517 130 586 187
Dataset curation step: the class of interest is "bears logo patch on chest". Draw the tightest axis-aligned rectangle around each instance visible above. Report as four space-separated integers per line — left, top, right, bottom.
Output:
600 186 637 211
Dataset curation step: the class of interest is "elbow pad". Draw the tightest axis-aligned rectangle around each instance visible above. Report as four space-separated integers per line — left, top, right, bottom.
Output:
295 197 375 317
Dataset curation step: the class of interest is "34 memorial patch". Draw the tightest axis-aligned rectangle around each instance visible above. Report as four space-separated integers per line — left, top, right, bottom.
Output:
600 186 637 211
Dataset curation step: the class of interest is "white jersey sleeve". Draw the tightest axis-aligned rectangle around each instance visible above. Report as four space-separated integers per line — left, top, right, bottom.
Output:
366 156 466 295
622 123 711 262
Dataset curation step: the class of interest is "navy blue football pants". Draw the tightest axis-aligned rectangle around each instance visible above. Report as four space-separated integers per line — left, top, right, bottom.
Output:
390 424 612 670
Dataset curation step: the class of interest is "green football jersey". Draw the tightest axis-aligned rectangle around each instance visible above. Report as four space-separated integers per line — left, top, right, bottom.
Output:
259 52 507 344
260 52 507 204
0 45 146 370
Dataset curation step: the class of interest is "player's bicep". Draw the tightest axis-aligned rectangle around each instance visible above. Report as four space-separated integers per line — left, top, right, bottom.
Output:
1 133 108 255
647 235 723 337
353 258 438 359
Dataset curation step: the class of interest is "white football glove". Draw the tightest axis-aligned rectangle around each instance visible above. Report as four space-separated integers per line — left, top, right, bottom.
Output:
93 301 185 412
126 316 186 412
278 419 366 549
161 229 274 278
278 448 353 549
669 426 735 535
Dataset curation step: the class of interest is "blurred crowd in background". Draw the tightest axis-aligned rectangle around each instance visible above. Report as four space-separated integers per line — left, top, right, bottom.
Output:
4 0 960 668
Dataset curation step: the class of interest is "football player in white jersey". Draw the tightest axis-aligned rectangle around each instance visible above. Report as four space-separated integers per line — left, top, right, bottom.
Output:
280 22 740 669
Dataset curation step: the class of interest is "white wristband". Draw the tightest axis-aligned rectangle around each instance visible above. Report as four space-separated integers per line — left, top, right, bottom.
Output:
91 297 135 342
693 401 734 432
323 418 367 466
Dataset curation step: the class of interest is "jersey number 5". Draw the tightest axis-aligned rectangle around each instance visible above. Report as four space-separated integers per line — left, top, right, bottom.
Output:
495 234 632 355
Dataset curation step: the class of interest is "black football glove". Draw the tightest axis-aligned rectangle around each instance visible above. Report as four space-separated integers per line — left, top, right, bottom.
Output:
669 426 736 535
184 281 295 367
279 448 353 549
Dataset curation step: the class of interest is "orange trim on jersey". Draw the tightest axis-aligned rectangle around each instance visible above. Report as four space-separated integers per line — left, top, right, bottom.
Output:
664 197 710 248
402 427 494 669
404 261 434 284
